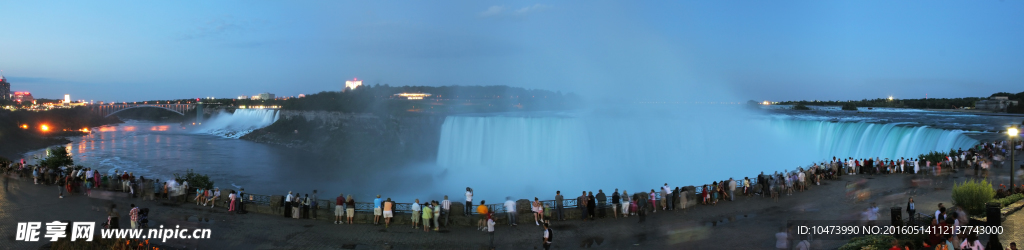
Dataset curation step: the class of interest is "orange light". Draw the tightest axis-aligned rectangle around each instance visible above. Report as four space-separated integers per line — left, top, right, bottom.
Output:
21 124 28 129
81 128 90 132
40 124 50 132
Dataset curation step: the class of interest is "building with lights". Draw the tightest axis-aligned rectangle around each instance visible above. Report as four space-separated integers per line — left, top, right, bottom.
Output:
237 95 248 100
345 78 362 92
976 96 1019 112
0 73 9 101
393 93 432 100
252 93 276 100
13 91 34 104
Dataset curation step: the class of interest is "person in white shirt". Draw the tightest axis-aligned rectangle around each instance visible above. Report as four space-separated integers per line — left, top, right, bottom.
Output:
504 197 517 226
285 191 294 218
441 195 451 228
411 199 422 229
727 178 736 201
465 187 473 216
775 228 789 250
487 213 496 249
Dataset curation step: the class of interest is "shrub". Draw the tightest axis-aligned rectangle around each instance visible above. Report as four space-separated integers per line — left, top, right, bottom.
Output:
952 179 996 216
839 235 895 250
841 103 858 111
917 151 949 164
995 193 1024 207
174 169 214 190
793 103 811 110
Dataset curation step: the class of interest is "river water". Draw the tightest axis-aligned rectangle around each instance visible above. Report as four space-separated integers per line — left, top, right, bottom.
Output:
21 107 1020 203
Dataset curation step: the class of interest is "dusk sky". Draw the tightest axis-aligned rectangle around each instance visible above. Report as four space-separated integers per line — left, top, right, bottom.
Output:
1 1 1022 102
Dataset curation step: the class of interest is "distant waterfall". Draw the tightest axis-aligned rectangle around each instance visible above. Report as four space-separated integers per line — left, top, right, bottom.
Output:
766 119 978 160
196 109 279 138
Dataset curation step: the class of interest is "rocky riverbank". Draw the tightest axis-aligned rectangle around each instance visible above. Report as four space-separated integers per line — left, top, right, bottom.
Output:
0 108 121 159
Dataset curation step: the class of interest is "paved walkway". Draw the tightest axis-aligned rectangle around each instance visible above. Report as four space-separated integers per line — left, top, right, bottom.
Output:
0 169 1017 249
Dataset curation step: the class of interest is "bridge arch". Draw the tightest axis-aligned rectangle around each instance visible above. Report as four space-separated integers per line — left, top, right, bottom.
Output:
103 105 188 117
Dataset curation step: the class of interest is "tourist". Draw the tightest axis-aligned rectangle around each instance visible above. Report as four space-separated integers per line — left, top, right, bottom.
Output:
701 184 709 205
636 194 647 223
621 190 630 217
554 191 565 221
195 187 205 205
596 189 607 217
129 204 140 229
335 193 345 224
162 181 168 200
542 222 553 250
587 191 596 219
346 195 355 224
477 200 488 231
384 198 394 228
486 212 496 249
611 188 620 219
121 171 129 192
284 191 294 217
228 190 237 212
504 197 518 226
421 202 432 232
679 188 688 212
1008 242 1017 250
432 201 441 231
292 193 302 219
531 197 543 225
373 194 383 225
32 167 38 184
775 227 789 250
412 199 422 229
648 189 657 212
465 187 474 216
107 204 120 229
795 235 810 250
660 184 669 210
906 197 916 224
237 188 247 214
936 203 945 222
210 188 221 208
728 178 736 201
310 190 318 219
302 194 311 219
578 191 588 221
442 195 451 227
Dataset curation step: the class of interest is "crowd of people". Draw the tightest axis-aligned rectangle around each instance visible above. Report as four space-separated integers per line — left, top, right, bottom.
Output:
1 138 1021 249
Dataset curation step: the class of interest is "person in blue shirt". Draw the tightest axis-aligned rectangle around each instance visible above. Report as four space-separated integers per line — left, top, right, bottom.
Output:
373 195 383 225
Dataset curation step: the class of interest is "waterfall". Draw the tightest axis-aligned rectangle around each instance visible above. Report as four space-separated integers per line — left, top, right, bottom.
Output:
765 119 978 160
433 113 978 199
196 109 280 138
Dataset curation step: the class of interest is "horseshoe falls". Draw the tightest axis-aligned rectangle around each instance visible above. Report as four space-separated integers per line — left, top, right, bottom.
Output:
434 112 977 196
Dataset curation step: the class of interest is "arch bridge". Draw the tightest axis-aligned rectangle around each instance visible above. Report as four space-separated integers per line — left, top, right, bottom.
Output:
90 103 197 117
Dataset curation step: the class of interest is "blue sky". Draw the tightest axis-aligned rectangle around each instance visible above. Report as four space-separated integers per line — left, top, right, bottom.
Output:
1 1 1022 102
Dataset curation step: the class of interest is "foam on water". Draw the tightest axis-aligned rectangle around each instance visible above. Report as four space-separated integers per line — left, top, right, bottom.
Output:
195 109 280 138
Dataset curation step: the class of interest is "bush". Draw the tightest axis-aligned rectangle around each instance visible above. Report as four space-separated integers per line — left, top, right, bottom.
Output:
952 179 996 216
995 193 1024 207
793 103 811 110
841 103 858 111
174 169 214 190
917 151 949 164
839 235 895 250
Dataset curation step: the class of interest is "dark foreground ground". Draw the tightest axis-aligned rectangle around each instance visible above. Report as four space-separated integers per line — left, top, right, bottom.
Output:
2 166 1022 249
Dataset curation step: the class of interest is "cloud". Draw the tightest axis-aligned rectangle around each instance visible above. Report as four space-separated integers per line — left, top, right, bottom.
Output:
479 6 507 17
514 4 549 15
478 4 549 18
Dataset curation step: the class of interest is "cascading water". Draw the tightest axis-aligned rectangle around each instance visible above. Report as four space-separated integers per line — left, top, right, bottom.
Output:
196 109 280 138
765 119 978 160
434 110 979 200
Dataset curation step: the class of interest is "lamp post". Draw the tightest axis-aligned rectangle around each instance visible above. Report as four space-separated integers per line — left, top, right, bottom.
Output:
1010 127 1019 189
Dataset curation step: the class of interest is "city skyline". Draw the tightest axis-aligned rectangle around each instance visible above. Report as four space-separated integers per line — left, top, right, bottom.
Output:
0 1 1022 102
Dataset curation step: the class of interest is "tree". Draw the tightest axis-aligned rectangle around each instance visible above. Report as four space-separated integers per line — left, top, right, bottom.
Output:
841 103 858 111
39 146 73 169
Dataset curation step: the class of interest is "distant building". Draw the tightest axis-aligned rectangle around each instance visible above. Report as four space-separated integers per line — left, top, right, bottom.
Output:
13 91 34 103
0 73 9 101
394 93 432 100
298 94 306 98
237 95 248 100
252 93 275 100
345 78 362 92
975 96 1019 111
64 94 70 103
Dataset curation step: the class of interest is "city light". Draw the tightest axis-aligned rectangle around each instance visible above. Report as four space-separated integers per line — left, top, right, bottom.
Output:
40 124 50 132
1010 127 1019 137
21 124 28 129
888 96 894 101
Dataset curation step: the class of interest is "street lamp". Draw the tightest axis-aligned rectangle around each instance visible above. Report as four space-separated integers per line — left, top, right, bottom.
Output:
1010 127 1019 189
